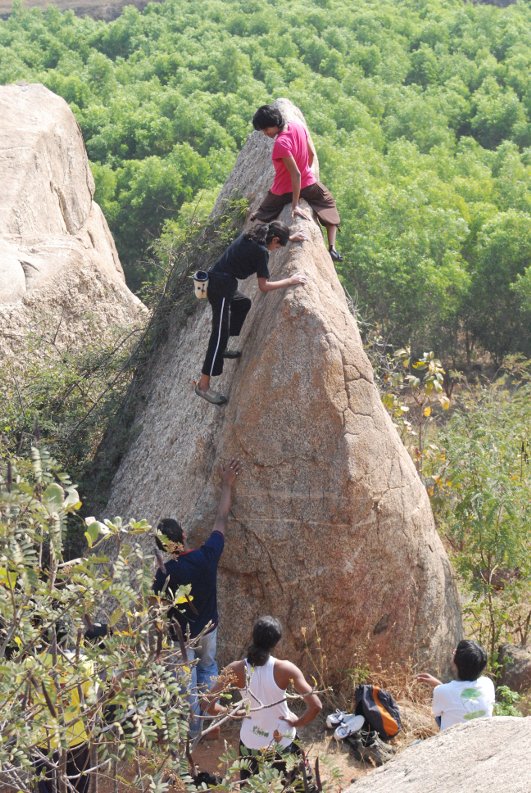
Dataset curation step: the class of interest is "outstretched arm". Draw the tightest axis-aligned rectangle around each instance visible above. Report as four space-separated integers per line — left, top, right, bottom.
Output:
257 273 308 293
212 460 241 536
416 673 442 688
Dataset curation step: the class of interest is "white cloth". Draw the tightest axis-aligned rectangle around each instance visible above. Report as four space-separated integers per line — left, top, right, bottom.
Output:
432 676 495 730
239 656 297 750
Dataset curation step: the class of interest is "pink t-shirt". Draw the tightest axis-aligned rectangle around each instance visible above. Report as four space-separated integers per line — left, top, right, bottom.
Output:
271 121 316 195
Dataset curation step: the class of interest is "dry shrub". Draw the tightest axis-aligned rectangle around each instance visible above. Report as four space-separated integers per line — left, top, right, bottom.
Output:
302 609 437 746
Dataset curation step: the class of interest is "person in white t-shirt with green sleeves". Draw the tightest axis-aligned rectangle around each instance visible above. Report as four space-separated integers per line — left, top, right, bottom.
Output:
417 639 495 730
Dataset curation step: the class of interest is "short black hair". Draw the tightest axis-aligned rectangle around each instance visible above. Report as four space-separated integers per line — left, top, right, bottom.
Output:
453 639 487 681
245 221 290 247
252 104 284 131
156 518 184 552
247 616 282 666
267 220 290 246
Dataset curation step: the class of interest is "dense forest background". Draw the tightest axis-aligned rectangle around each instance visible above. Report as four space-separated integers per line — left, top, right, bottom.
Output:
1 0 529 361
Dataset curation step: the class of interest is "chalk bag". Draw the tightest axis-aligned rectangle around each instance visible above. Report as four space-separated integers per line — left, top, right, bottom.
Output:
193 270 209 299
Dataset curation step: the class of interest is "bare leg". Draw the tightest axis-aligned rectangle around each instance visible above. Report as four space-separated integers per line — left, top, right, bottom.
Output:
327 225 337 248
198 374 210 392
326 226 343 261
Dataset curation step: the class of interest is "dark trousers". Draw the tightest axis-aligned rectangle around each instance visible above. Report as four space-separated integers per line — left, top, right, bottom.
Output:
34 743 91 793
239 739 302 783
254 181 341 227
201 272 251 377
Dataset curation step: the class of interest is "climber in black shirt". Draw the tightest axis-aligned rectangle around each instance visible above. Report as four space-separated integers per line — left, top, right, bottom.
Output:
196 221 307 406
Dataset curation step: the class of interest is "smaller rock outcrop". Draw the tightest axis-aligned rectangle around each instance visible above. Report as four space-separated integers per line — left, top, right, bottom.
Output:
499 644 531 694
344 717 531 793
0 83 146 359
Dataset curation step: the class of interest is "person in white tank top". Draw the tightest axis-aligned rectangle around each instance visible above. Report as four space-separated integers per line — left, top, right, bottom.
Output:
240 654 297 750
204 616 322 783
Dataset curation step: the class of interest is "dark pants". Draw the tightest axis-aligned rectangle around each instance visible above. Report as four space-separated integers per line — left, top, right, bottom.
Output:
239 739 302 783
201 272 251 377
254 181 341 227
34 743 91 793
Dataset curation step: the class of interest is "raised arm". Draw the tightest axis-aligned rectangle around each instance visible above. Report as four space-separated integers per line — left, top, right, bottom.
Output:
416 672 443 688
212 460 241 536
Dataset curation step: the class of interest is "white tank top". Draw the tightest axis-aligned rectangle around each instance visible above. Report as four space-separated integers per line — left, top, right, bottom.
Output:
239 655 297 750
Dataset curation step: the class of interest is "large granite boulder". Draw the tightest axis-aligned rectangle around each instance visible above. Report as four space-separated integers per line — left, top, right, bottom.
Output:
0 83 145 359
343 717 531 793
104 99 461 679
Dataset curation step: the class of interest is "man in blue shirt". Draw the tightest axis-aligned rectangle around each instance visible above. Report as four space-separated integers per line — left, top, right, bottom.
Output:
153 459 241 735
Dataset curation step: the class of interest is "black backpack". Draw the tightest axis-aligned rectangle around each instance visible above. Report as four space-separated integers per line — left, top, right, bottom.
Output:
354 684 401 739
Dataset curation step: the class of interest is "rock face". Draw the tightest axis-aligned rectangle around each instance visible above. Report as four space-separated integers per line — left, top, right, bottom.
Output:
105 99 461 678
0 0 154 22
0 83 145 359
344 717 531 793
499 644 531 693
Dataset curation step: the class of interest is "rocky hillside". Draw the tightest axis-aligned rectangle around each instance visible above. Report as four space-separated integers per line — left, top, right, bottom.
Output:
344 717 531 793
0 0 154 20
0 0 517 19
103 99 462 680
0 83 146 360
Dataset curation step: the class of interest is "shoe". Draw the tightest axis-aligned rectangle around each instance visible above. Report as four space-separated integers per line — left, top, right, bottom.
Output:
194 385 227 406
357 738 395 767
329 246 343 262
326 709 348 729
334 714 365 740
352 730 395 767
222 349 241 359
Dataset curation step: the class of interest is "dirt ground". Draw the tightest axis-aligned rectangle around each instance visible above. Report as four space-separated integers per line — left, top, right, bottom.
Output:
192 717 370 790
0 702 436 793
190 701 437 791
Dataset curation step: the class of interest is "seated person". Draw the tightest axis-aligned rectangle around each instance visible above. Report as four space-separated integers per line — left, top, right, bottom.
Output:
251 104 342 262
417 639 495 730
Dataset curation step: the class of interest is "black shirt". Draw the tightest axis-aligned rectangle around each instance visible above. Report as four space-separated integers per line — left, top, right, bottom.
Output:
211 234 270 280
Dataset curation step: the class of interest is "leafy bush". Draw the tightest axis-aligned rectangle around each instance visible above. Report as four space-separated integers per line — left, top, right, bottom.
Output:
0 325 143 500
375 343 530 665
493 685 522 717
0 447 195 792
1 449 328 791
433 362 530 659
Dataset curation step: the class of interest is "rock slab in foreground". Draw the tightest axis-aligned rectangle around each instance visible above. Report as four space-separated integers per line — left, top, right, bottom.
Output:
344 717 531 793
0 83 146 358
105 99 461 678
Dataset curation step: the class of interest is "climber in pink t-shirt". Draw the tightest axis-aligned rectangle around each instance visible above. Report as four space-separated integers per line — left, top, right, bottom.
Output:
251 104 342 262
